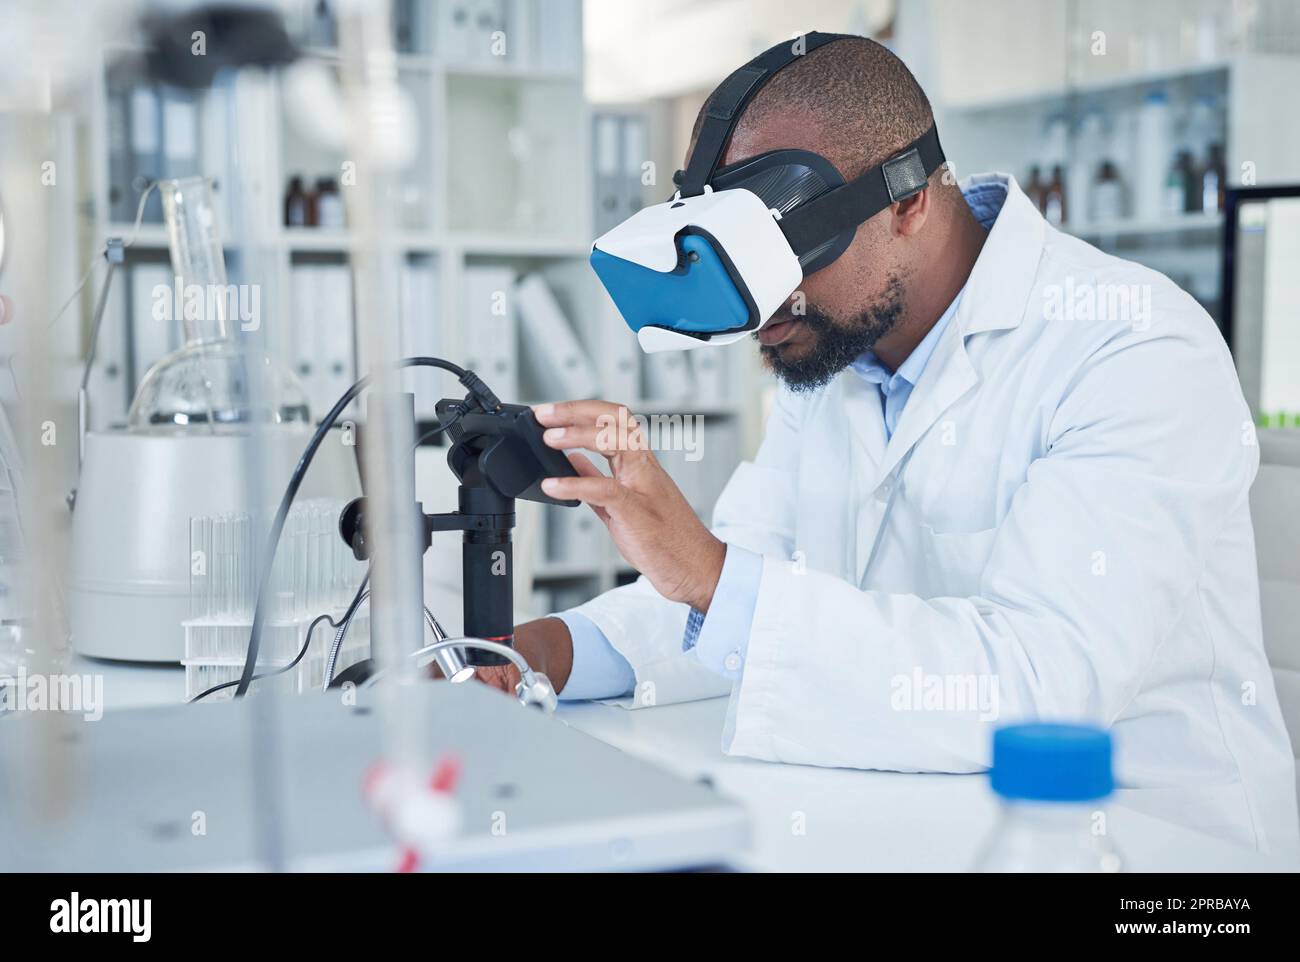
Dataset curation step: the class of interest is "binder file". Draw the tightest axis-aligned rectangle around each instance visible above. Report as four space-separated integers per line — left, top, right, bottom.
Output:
515 273 599 402
642 351 694 402
399 257 441 418
542 260 640 403
461 265 519 402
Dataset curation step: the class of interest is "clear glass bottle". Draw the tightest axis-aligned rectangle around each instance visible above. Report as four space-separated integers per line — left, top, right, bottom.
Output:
127 177 310 433
973 723 1123 873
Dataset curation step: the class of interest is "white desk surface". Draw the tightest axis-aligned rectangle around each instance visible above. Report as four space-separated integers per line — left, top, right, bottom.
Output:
76 656 1300 873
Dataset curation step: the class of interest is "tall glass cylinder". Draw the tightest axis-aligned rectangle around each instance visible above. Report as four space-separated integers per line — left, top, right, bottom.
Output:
160 176 229 346
126 177 309 433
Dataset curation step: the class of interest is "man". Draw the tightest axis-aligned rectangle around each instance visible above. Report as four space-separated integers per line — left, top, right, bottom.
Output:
480 36 1297 853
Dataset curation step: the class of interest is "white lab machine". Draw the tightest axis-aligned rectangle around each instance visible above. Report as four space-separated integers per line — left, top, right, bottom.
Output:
68 176 359 662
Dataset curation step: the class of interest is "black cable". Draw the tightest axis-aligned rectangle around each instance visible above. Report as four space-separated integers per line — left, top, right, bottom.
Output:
233 356 491 698
189 572 371 703
205 407 468 704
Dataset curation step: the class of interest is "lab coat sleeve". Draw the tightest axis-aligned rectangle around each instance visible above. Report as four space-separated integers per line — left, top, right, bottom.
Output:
566 387 804 708
687 544 763 680
726 314 1257 773
554 610 636 700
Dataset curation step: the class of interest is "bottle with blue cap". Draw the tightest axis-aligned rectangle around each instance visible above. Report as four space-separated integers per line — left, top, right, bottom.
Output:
973 723 1123 872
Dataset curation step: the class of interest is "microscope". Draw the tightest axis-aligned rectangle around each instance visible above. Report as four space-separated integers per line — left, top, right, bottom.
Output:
338 394 579 673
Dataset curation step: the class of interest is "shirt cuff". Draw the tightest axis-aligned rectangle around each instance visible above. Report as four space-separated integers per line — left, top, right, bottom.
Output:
681 544 762 681
553 610 636 701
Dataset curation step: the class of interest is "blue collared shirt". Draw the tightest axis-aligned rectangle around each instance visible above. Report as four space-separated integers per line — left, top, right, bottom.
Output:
558 183 1002 700
850 289 963 441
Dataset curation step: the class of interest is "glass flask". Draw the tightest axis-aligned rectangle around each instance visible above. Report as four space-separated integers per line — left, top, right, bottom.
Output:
127 177 310 432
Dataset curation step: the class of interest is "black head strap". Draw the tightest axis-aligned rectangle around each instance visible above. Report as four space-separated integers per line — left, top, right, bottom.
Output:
777 124 946 257
679 31 854 198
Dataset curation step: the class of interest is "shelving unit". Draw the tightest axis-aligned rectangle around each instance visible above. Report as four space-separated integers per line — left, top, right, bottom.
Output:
940 51 1300 323
71 0 752 612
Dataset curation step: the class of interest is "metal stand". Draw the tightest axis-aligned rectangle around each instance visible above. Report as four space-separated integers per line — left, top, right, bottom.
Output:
422 477 515 667
339 415 517 669
339 394 577 671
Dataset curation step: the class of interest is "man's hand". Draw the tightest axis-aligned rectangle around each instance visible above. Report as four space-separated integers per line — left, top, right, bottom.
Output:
534 400 726 612
450 617 575 696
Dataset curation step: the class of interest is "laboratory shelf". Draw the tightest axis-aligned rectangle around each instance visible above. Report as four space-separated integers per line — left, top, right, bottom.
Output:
446 233 593 258
945 60 1232 114
278 229 441 252
443 63 583 83
1069 210 1224 240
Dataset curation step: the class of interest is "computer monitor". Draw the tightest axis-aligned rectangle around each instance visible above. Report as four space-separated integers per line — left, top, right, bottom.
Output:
1222 185 1300 427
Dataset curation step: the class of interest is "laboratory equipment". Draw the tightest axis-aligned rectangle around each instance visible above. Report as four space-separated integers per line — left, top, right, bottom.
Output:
973 724 1122 873
1221 184 1300 425
0 680 751 872
337 399 578 669
337 634 557 714
69 176 356 662
1092 159 1125 222
1134 90 1173 222
411 638 556 713
228 361 497 699
1165 149 1194 215
589 32 946 352
1069 110 1104 229
1202 142 1226 212
129 177 310 430
183 498 369 700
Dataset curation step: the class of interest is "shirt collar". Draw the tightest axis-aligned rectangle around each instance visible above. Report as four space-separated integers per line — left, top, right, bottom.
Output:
848 178 1001 389
850 286 964 390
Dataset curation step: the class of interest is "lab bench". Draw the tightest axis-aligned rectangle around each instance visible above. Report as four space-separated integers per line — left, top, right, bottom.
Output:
30 656 1299 873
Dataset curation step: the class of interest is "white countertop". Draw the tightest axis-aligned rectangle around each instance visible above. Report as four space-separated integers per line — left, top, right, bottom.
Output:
75 656 1299 873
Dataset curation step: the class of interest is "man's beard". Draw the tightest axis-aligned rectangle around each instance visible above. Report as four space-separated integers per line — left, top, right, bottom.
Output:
758 276 906 392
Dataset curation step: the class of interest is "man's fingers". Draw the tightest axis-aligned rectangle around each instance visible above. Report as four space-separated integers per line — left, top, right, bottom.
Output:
533 400 633 431
567 450 605 478
566 452 612 523
540 474 626 508
542 421 647 456
474 666 518 693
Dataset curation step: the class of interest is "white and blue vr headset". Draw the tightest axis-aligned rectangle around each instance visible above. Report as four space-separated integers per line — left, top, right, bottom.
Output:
590 31 946 352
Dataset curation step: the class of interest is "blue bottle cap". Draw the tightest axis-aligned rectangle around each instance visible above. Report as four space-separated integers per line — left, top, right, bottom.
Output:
990 724 1114 803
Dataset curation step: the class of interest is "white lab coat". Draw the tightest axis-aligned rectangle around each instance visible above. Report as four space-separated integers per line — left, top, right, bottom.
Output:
571 175 1299 855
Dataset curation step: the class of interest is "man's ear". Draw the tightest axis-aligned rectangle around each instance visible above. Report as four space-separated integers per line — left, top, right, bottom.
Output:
890 186 931 238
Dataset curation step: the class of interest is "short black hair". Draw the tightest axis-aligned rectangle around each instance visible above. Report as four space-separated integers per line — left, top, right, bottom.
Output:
690 35 934 180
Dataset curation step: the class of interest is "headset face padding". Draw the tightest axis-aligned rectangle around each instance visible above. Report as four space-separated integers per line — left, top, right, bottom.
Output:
709 149 857 275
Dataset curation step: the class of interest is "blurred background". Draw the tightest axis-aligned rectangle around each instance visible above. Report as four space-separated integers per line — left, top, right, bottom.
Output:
3 0 1299 664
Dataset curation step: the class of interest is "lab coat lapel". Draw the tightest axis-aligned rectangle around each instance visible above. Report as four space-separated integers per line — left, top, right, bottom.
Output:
871 321 977 490
842 371 889 467
871 173 1048 491
839 374 888 583
852 173 1047 587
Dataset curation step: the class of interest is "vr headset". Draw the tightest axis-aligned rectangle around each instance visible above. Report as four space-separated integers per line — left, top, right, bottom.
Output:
589 31 946 352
